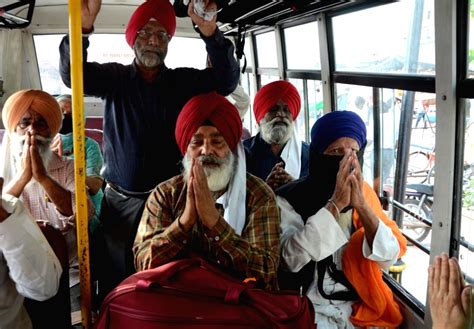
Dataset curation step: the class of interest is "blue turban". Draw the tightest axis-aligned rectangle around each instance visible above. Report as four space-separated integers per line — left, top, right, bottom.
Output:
310 111 367 154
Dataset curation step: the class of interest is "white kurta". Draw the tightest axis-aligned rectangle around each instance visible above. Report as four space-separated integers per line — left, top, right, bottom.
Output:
0 194 62 329
278 196 400 329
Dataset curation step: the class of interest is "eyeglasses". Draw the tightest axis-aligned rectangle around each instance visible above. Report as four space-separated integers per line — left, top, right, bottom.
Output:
17 117 49 131
136 30 169 43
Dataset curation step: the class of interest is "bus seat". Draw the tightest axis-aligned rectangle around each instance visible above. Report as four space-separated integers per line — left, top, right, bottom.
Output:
24 223 72 329
86 116 103 130
85 128 103 152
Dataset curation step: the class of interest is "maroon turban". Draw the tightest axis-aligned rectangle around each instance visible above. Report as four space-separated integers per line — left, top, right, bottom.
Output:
253 80 301 124
125 0 176 48
175 92 242 155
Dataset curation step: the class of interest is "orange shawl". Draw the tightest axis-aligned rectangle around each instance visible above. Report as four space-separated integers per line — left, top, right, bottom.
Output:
342 182 407 328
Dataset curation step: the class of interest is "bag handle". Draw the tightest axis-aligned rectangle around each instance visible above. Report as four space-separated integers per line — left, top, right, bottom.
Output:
135 258 247 304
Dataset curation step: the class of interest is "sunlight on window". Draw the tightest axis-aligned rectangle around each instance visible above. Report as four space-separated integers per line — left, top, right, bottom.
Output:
468 0 474 78
285 22 321 70
256 32 278 68
333 0 435 74
34 34 207 95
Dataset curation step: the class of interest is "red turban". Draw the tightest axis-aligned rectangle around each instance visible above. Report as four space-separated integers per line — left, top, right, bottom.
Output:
253 80 301 124
175 92 242 155
125 0 176 48
2 89 62 135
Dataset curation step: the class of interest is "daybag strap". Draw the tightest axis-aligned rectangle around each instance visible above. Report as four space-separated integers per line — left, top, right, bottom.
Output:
316 256 359 301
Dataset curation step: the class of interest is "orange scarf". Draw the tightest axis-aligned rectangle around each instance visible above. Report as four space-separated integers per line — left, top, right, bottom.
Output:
342 182 407 328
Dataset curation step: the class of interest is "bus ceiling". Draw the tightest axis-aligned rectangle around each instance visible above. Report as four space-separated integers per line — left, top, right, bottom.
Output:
0 0 35 29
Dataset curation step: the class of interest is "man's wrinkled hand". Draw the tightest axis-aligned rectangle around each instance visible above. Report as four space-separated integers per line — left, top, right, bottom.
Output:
192 160 219 229
188 0 217 37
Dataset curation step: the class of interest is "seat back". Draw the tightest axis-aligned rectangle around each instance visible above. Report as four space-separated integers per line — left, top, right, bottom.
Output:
24 224 72 329
85 128 104 152
86 116 103 130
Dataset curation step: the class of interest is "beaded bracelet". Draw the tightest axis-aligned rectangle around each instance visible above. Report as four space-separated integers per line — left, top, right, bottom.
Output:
327 199 341 218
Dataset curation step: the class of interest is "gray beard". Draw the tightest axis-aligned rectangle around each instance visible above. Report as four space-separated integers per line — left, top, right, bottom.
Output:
10 133 53 174
260 117 294 145
134 45 166 68
182 152 236 192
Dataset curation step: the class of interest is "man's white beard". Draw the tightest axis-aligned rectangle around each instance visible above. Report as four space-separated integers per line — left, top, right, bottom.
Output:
260 116 294 145
10 133 53 174
182 151 236 192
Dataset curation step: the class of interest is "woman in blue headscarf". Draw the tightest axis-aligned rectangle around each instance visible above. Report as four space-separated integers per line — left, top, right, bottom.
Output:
276 111 407 329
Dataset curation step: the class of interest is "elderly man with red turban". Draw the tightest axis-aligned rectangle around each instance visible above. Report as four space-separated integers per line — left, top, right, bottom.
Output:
134 92 280 290
0 90 94 298
244 80 310 190
276 111 407 328
59 0 239 294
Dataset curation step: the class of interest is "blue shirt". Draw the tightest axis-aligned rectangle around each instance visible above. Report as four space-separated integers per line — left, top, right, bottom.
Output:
60 133 103 229
243 133 310 182
60 30 239 192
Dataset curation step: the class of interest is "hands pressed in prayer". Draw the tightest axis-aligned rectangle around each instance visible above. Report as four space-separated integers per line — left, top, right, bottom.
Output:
330 149 353 211
266 162 294 190
29 134 49 184
192 160 220 229
180 159 198 232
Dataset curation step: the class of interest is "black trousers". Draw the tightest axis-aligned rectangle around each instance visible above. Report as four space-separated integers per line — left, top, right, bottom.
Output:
91 185 149 306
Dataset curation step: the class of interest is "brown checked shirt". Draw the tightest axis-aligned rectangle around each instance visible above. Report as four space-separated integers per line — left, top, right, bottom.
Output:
133 173 280 290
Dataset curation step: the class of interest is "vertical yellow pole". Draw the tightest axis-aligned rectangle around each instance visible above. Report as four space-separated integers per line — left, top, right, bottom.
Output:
68 0 91 327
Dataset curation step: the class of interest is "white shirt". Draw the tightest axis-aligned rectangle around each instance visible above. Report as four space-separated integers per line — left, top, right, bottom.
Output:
0 194 62 329
278 196 400 329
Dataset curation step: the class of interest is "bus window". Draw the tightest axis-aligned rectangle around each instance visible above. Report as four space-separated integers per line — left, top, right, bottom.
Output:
284 22 320 70
255 31 278 68
241 72 256 136
34 34 207 95
469 2 474 78
288 79 306 142
335 83 374 185
243 37 252 69
332 0 435 75
461 98 474 282
307 80 324 129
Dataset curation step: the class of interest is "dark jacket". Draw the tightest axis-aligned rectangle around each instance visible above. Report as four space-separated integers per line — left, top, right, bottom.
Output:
59 30 240 192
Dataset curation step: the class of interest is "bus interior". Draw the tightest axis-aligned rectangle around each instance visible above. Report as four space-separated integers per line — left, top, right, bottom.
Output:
0 0 473 328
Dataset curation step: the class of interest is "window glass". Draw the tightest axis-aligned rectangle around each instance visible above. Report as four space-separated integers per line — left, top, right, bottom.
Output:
288 79 306 142
241 73 257 136
401 91 436 305
335 84 374 185
307 80 324 129
242 37 253 69
284 22 321 70
332 0 435 74
256 31 278 68
34 34 206 95
461 98 474 281
469 1 474 78
260 74 279 87
380 89 402 189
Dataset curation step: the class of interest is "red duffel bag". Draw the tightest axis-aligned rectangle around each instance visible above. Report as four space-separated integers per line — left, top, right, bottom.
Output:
95 258 315 329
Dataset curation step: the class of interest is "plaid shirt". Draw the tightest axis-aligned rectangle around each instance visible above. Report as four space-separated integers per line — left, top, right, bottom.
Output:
134 173 281 290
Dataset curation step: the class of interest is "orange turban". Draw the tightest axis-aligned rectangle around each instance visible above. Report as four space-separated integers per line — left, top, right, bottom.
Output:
175 92 242 155
2 89 62 135
253 80 301 124
125 0 176 48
